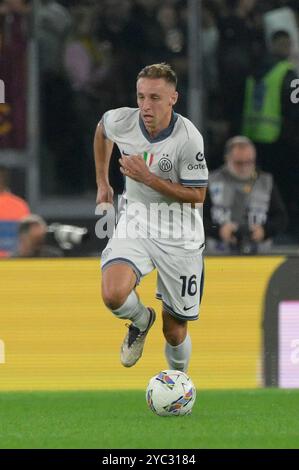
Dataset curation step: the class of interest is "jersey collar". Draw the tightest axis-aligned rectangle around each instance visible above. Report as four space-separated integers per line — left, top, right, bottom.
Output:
139 111 178 143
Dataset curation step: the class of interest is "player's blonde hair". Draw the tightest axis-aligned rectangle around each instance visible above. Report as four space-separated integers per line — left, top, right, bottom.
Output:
137 63 177 88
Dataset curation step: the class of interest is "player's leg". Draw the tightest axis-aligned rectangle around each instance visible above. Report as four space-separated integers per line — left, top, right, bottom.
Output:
101 238 156 367
102 263 151 331
162 310 191 373
154 248 204 373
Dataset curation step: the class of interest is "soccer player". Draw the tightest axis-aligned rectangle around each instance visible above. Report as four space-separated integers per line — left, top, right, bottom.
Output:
94 63 208 372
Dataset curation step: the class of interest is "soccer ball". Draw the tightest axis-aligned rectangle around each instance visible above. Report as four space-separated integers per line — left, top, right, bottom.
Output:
146 370 196 417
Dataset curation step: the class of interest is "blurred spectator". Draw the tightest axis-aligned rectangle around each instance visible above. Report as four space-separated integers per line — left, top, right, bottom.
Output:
218 0 260 136
157 4 185 59
0 165 30 257
14 214 63 257
205 136 288 254
37 0 72 75
37 0 79 195
0 165 30 219
263 5 299 71
63 4 113 192
242 30 298 143
97 0 149 106
202 0 219 97
242 29 299 234
156 2 187 114
132 0 164 65
202 0 226 170
64 5 111 99
0 0 30 149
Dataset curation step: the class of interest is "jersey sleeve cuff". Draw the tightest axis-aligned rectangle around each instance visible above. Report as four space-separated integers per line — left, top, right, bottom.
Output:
179 179 208 187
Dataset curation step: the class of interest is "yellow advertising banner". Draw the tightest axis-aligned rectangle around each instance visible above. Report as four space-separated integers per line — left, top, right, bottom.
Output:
0 257 283 391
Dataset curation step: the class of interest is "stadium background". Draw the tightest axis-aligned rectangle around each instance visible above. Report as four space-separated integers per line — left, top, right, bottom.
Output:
1 0 299 449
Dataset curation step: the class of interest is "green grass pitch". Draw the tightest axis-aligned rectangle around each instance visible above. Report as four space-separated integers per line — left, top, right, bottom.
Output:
0 389 298 449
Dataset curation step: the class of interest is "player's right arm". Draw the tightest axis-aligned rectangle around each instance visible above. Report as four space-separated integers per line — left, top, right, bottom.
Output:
94 120 114 205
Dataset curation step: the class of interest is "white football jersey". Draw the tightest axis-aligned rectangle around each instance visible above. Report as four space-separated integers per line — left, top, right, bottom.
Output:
102 107 208 252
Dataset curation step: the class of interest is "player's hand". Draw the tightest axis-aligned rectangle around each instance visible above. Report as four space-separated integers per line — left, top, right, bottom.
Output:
250 224 265 242
219 223 238 244
119 155 152 184
96 183 114 205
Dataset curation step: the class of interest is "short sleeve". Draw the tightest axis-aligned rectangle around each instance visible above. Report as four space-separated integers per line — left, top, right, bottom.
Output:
178 134 209 187
102 109 118 141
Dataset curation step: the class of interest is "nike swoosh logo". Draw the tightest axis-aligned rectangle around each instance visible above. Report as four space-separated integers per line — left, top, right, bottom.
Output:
122 151 130 156
183 304 196 311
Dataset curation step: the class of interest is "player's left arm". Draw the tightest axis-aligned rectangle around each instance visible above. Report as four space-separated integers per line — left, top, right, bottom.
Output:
146 174 207 204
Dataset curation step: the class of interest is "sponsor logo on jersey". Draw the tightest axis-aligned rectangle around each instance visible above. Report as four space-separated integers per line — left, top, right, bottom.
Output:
187 163 206 170
195 151 204 162
159 157 172 172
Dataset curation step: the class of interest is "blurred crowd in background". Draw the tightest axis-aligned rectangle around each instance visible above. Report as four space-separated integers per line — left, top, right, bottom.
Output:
0 0 299 256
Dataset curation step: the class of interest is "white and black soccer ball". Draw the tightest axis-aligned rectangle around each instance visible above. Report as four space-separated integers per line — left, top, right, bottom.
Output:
146 370 196 417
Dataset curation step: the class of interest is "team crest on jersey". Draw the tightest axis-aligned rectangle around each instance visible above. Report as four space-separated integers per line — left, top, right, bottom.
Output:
159 158 172 172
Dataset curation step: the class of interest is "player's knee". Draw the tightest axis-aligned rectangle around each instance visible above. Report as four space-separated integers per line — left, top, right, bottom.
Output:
163 326 187 346
102 286 127 311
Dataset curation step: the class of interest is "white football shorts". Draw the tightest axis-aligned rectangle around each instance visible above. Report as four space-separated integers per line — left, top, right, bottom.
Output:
101 219 205 321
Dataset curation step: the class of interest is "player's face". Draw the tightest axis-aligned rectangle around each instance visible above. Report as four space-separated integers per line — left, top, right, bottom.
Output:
227 145 256 180
137 78 178 135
